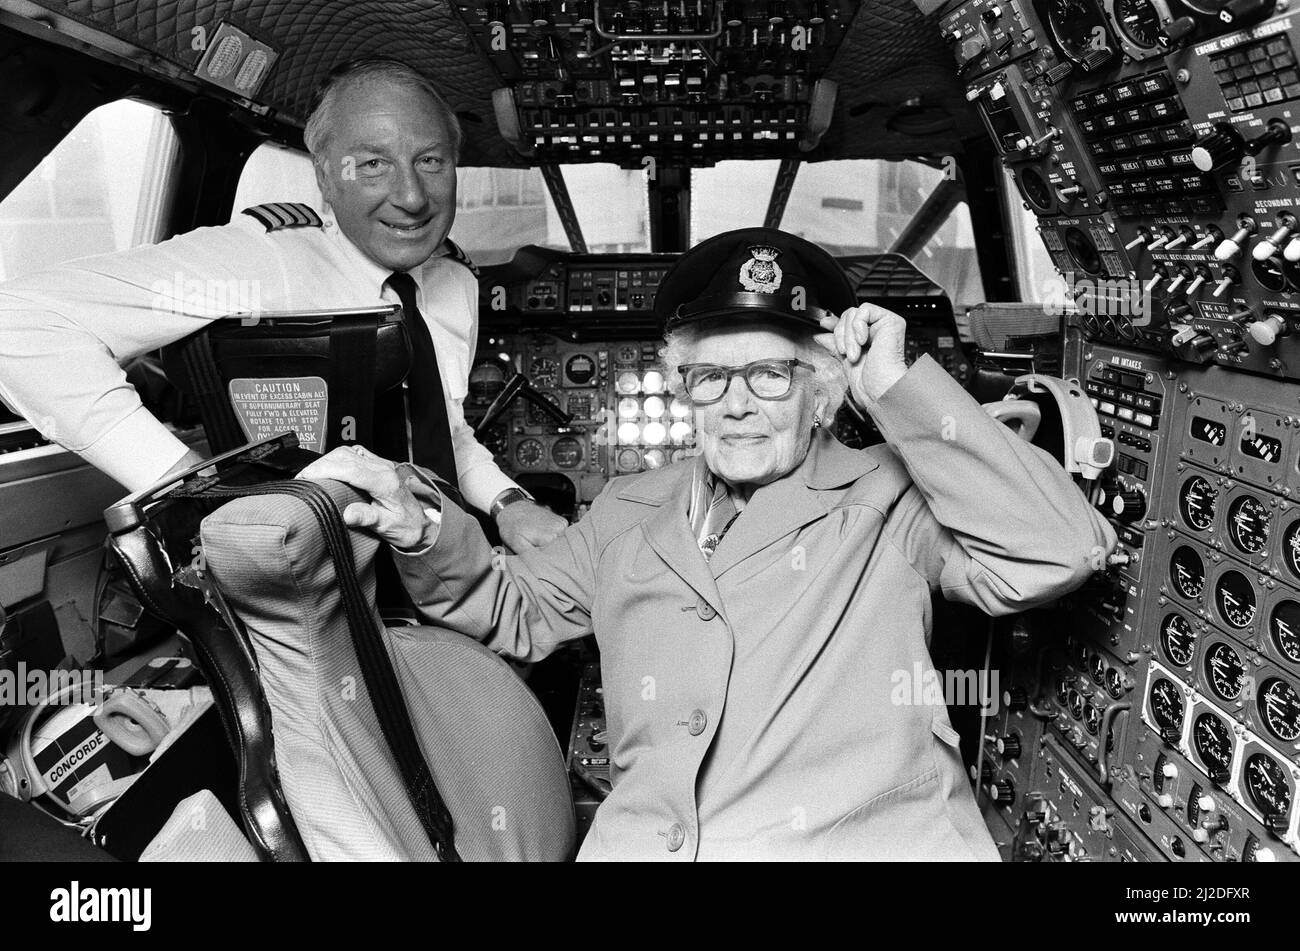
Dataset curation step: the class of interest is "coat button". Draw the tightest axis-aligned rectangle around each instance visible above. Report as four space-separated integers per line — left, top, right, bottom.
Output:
695 598 717 621
688 709 708 736
666 822 685 852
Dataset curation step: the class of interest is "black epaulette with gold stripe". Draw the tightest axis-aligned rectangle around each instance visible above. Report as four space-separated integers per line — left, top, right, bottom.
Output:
443 238 480 278
241 202 324 231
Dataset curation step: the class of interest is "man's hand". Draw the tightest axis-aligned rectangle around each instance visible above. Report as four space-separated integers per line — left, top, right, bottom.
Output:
496 501 567 552
815 303 910 406
296 446 435 552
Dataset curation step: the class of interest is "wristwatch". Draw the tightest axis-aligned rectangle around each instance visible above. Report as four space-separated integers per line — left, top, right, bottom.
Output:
490 487 535 519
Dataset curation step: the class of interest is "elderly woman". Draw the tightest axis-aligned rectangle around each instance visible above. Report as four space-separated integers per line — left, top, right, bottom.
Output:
300 228 1117 861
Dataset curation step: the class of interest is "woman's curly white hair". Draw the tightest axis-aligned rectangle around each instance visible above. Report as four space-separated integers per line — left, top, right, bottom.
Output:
659 318 848 419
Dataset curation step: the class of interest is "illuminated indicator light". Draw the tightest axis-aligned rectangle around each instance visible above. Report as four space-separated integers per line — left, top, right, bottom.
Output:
643 396 666 419
618 397 640 419
670 398 690 417
644 449 667 469
617 423 641 445
642 422 667 445
670 421 693 443
642 370 665 394
616 371 640 394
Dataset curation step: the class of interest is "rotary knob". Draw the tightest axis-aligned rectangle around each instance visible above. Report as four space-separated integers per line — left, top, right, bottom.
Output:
1191 125 1246 173
989 779 1016 805
996 732 1022 758
1111 487 1147 523
1002 686 1029 712
1248 312 1291 346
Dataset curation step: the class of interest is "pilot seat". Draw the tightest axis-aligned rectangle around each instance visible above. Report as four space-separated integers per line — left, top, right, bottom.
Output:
103 434 575 861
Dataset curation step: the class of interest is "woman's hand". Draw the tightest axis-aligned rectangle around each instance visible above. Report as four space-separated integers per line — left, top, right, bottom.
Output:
815 303 910 406
296 446 435 551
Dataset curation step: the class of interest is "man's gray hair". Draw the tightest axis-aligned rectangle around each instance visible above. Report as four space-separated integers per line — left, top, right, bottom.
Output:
303 58 463 161
660 319 849 420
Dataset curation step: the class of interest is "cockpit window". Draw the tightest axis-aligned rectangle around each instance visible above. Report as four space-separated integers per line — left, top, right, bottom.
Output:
692 158 985 310
691 160 781 244
455 164 651 263
455 167 564 264
558 164 651 255
0 99 178 281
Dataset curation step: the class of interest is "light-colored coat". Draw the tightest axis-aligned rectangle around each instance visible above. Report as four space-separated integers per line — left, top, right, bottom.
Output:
395 355 1118 860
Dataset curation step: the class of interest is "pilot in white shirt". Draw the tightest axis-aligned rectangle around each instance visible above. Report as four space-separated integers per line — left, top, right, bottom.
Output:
0 58 567 551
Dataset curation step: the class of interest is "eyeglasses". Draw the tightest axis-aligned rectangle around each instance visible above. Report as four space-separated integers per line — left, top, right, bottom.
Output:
677 359 814 405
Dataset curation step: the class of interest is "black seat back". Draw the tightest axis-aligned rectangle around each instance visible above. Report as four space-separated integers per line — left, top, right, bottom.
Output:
159 306 410 459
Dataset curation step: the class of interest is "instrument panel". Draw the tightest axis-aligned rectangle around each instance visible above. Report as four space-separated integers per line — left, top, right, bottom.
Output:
943 0 1300 861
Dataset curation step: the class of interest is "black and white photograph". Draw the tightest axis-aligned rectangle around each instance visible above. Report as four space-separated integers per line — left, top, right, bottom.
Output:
0 0 1289 926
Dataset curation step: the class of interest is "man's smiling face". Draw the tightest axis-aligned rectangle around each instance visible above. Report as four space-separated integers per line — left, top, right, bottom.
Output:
313 78 457 272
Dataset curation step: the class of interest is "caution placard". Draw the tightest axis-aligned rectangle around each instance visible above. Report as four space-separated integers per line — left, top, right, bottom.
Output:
228 376 329 452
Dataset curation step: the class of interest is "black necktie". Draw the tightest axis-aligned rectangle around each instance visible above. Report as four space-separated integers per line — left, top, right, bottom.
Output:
384 271 459 489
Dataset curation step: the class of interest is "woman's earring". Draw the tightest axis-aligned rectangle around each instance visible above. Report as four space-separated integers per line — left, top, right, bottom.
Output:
812 413 822 429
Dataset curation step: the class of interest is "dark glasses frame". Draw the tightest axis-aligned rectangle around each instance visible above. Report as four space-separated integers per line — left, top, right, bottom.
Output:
677 358 814 405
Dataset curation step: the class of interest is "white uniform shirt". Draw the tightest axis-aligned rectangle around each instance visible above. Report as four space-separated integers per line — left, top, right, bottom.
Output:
0 206 518 512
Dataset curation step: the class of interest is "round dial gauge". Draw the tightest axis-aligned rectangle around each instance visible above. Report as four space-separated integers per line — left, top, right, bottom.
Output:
1270 601 1300 665
514 438 544 468
643 448 666 469
1192 712 1234 778
529 357 559 388
1179 476 1217 531
1149 677 1185 736
1169 546 1205 600
1047 0 1112 64
1215 570 1257 629
1090 653 1107 685
1258 678 1300 742
564 353 597 386
1205 641 1246 701
550 436 583 468
1056 676 1071 706
616 448 641 471
1106 667 1126 699
1160 613 1197 667
1244 752 1293 818
1284 520 1300 581
1113 0 1162 49
1067 688 1085 720
1227 495 1271 555
469 360 507 403
1084 700 1102 735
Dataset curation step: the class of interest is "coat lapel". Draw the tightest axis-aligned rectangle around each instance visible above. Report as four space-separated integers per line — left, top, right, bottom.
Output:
706 430 881 579
617 460 724 610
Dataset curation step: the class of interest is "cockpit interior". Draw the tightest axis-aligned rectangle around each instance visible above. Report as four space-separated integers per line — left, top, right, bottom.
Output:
0 0 1298 874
